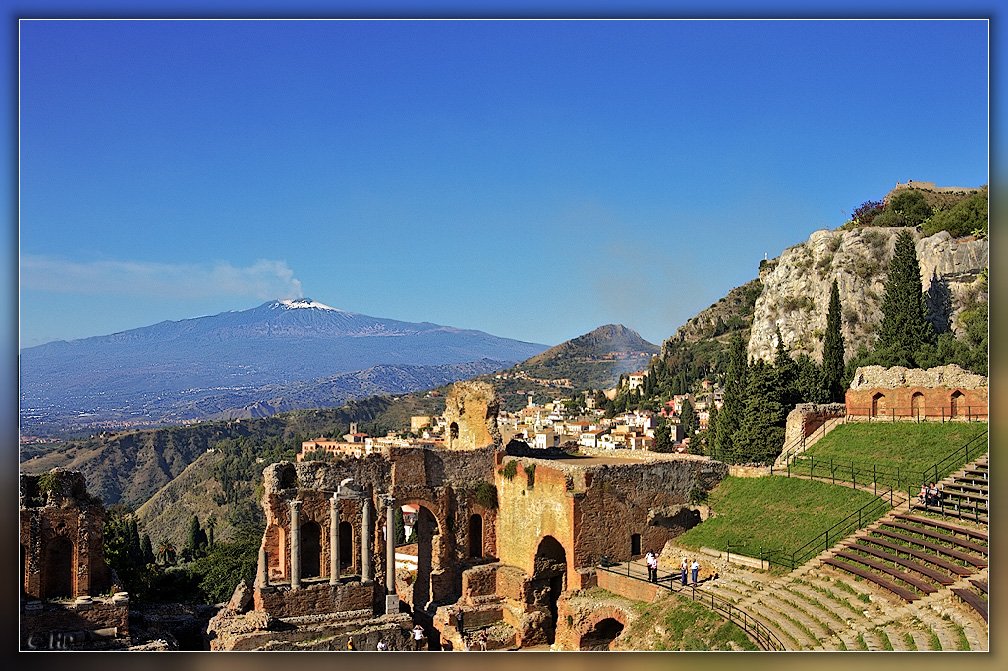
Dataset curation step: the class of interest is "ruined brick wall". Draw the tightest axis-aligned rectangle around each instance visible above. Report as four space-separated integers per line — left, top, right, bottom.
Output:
494 455 726 591
846 364 988 419
21 601 128 649
846 386 988 419
573 457 724 581
443 381 501 450
495 457 576 584
423 444 498 487
784 403 846 446
20 470 112 600
253 581 377 618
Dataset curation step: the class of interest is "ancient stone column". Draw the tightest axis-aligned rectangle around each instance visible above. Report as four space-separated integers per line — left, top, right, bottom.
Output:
330 494 340 586
290 500 301 590
385 496 396 595
361 496 371 583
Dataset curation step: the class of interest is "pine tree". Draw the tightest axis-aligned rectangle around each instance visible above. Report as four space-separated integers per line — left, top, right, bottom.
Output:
822 279 846 402
877 230 934 366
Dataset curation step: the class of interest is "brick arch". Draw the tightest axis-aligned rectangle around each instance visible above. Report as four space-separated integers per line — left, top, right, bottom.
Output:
396 497 448 610
571 604 632 651
42 534 75 599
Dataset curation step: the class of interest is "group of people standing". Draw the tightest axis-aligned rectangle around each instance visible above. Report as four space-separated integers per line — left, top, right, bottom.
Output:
644 551 700 586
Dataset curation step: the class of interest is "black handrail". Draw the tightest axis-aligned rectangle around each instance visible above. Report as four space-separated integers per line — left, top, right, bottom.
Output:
918 430 988 487
595 561 786 651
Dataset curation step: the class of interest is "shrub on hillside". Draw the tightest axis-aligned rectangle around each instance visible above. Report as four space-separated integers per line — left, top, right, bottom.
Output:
921 188 988 238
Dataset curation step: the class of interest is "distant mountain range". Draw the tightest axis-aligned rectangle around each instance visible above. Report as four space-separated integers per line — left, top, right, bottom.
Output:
19 299 547 435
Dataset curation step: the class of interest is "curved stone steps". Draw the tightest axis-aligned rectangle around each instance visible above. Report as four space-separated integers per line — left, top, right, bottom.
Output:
755 592 835 648
882 624 913 651
788 582 863 625
907 627 933 651
780 585 851 636
749 596 817 650
836 630 860 651
911 610 961 651
862 628 887 651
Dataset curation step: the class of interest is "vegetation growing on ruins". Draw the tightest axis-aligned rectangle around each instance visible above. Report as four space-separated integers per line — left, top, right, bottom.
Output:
673 476 879 556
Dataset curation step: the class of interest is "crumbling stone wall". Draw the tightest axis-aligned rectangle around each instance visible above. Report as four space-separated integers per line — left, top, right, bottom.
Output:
20 469 112 600
443 380 501 450
494 454 726 591
846 364 988 419
784 403 846 446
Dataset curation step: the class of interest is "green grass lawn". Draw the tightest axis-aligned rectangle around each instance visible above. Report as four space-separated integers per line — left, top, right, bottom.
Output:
793 422 987 488
676 475 881 557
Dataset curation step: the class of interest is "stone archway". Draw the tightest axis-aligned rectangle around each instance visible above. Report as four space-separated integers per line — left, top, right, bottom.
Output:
580 617 625 650
912 392 925 418
300 521 321 579
534 535 567 644
42 536 74 599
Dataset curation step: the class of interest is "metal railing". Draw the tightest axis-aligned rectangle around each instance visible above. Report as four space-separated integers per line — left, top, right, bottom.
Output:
755 486 896 571
909 431 988 522
596 559 785 651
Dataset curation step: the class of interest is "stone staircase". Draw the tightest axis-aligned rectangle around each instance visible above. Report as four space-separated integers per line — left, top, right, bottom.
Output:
912 455 988 523
685 454 990 650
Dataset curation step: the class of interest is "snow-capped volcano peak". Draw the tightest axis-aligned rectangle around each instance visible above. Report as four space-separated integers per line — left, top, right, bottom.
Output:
276 298 340 311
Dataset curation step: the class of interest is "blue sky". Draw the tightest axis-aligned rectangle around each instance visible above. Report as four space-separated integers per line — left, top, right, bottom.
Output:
16 16 991 350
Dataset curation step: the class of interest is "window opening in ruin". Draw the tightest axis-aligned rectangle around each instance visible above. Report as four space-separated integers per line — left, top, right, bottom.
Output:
301 521 321 579
449 422 459 440
911 392 924 418
339 521 353 574
534 535 567 645
42 536 74 599
630 533 641 556
468 514 483 558
950 390 964 417
872 392 886 417
580 617 625 650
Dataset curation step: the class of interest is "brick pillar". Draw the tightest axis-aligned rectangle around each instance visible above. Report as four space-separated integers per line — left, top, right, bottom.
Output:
330 494 340 586
361 496 371 583
290 500 301 590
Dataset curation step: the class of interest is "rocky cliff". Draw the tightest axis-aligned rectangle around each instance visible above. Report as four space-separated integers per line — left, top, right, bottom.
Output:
748 227 987 363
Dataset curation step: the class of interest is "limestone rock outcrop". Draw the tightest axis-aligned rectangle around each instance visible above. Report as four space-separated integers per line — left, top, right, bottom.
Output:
748 227 987 363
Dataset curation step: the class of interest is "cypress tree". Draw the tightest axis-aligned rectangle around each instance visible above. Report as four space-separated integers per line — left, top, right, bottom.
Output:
141 533 155 566
394 506 407 546
680 399 697 438
714 332 747 461
877 230 934 366
822 279 846 402
735 359 787 463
